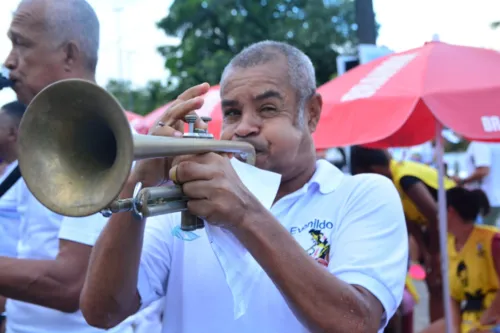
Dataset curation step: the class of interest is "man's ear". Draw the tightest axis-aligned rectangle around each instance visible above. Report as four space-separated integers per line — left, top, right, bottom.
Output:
305 93 322 133
62 41 80 72
10 126 19 142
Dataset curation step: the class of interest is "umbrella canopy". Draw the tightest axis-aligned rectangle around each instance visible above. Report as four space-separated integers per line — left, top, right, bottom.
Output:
316 41 500 148
143 85 223 136
124 110 149 134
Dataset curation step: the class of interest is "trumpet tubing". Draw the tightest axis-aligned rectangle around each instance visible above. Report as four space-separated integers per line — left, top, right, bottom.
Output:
17 79 256 222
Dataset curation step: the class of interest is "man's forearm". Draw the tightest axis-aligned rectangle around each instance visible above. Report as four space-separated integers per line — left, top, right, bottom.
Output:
426 221 439 255
0 257 79 312
407 222 427 259
231 210 375 333
80 182 145 329
461 168 488 185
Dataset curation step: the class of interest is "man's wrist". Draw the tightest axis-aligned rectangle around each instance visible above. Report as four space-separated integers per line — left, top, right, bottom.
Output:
232 205 273 237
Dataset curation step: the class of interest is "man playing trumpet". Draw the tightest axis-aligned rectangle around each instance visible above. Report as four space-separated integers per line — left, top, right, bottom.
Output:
1 0 161 331
80 41 408 333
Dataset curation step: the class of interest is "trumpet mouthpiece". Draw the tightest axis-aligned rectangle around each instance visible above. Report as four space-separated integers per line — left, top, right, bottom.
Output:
0 67 13 91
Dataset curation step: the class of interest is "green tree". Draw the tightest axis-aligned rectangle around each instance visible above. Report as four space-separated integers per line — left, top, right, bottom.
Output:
445 139 468 152
105 79 175 116
157 0 360 97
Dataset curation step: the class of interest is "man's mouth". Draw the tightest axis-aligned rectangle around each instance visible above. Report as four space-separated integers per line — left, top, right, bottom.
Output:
232 139 267 157
11 80 22 92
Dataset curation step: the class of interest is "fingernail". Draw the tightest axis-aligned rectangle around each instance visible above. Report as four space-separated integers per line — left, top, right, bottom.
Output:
174 131 183 137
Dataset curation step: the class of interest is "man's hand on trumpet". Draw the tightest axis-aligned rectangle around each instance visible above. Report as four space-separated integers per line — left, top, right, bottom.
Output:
129 82 210 188
169 153 266 229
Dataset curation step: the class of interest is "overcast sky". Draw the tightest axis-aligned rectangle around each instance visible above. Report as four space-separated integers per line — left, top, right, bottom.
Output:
1 0 499 107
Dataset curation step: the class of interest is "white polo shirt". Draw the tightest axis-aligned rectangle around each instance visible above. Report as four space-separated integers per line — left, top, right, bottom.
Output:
54 150 163 331
136 159 408 333
0 161 21 258
5 180 135 333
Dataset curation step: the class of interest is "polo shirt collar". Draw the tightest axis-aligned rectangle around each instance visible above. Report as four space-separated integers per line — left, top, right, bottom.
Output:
307 159 345 194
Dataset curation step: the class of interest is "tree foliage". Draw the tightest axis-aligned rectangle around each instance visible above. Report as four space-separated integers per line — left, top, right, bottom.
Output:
157 0 360 97
445 139 468 152
105 79 175 115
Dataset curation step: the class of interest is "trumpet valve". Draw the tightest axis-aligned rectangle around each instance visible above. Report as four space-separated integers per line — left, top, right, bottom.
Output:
184 115 213 139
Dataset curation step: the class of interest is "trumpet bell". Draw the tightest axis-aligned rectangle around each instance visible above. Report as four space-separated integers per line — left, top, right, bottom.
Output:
18 79 134 217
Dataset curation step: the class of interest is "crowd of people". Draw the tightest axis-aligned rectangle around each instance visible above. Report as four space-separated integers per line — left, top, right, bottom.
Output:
0 0 498 333
349 145 500 333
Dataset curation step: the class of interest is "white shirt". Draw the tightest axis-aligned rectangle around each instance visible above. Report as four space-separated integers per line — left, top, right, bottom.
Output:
408 142 435 165
465 142 500 206
4 179 135 333
136 160 408 333
58 214 165 333
0 161 21 258
55 148 163 332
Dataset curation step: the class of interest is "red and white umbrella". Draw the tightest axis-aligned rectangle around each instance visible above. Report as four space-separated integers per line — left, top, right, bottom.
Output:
316 41 500 148
124 110 148 134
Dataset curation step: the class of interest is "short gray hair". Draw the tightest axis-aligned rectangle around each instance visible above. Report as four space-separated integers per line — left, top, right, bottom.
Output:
221 40 316 126
21 0 100 73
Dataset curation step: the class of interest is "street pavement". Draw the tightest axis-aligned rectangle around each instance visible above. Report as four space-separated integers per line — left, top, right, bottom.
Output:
413 280 430 332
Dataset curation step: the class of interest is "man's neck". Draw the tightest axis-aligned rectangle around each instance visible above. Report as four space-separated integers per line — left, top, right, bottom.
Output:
81 73 96 82
275 159 317 203
70 71 96 83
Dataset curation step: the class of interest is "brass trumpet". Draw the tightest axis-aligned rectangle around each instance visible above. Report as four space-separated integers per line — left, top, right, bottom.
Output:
17 79 256 231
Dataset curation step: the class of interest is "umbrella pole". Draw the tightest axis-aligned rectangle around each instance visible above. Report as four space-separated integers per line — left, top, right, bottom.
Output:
435 121 453 333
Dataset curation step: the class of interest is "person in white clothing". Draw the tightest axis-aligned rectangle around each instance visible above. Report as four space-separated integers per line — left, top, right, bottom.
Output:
1 1 161 332
80 41 408 333
0 101 25 258
0 101 26 330
456 141 500 226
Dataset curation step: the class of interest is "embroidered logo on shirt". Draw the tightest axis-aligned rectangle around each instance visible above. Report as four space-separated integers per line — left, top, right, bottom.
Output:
305 229 331 267
171 225 200 241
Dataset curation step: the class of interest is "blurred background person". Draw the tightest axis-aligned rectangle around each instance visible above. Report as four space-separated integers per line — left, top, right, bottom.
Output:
420 187 499 333
0 101 25 332
454 141 500 227
0 101 25 257
350 145 457 323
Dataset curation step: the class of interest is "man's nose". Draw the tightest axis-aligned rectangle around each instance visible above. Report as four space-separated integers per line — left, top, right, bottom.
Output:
3 50 17 71
234 113 260 138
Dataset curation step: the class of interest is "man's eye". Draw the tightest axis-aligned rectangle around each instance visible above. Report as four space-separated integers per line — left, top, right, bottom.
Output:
224 109 241 117
11 38 25 47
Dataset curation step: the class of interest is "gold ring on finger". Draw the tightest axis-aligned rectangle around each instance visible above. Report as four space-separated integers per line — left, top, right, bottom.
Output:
170 165 180 185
